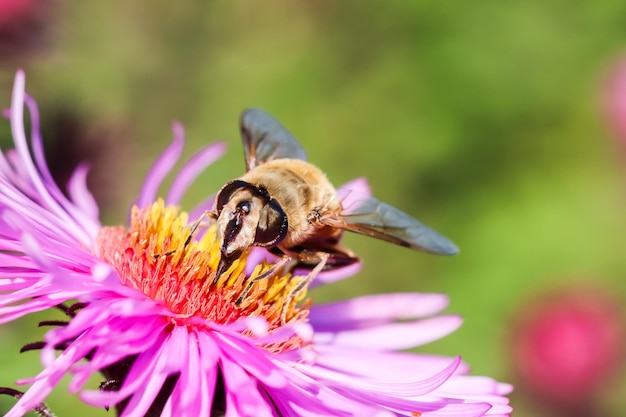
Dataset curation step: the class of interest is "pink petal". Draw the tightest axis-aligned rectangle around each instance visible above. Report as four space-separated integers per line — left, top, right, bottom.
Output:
221 355 278 417
313 345 470 381
66 163 99 222
337 177 371 214
310 261 363 287
81 331 169 407
314 315 463 350
161 331 220 416
166 141 226 205
310 293 449 331
214 332 288 389
25 94 100 236
300 356 462 398
135 122 185 209
9 72 93 244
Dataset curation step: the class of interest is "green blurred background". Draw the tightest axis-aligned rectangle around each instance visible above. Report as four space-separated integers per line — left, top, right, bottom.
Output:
1 1 626 416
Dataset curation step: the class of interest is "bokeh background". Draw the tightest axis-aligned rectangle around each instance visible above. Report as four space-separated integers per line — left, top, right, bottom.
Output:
1 1 626 416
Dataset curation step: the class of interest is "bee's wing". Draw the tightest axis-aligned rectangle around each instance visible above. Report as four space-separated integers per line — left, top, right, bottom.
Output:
240 108 308 171
320 196 459 255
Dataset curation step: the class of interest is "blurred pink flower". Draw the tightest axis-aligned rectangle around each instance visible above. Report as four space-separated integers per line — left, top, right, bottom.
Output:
605 56 626 149
510 284 625 408
0 71 512 416
0 0 51 61
0 0 36 22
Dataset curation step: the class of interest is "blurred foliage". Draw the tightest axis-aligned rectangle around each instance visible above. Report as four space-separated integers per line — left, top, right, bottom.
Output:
1 1 626 416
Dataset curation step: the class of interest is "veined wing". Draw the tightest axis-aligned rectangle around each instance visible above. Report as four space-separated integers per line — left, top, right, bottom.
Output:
320 196 459 256
240 108 307 171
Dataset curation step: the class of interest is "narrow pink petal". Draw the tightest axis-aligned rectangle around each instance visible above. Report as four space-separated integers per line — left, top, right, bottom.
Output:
121 373 168 417
166 141 226 205
337 177 371 214
266 389 365 417
0 251 41 268
107 328 186 416
0 296 59 324
247 321 312 347
20 232 61 272
413 403 492 417
8 330 97 415
3 149 29 184
221 355 277 417
68 316 169 391
0 277 36 291
267 378 378 417
310 261 363 287
310 293 449 330
66 163 100 222
21 345 83 384
214 332 288 389
4 221 84 267
162 347 216 417
273 358 477 416
10 72 92 244
191 331 221 414
170 331 203 413
314 315 463 350
5 372 63 417
242 247 277 277
80 332 168 407
496 383 514 396
313 346 470 381
197 331 221 371
208 315 268 336
299 356 462 398
0 181 88 246
135 122 185 209
25 94 100 235
23 95 49 177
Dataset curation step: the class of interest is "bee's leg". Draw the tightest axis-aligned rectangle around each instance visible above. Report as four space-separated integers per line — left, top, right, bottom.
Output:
281 252 330 325
235 256 292 306
153 210 217 258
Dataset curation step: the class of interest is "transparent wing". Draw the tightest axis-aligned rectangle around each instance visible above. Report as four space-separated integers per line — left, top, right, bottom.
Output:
320 196 459 255
240 108 308 171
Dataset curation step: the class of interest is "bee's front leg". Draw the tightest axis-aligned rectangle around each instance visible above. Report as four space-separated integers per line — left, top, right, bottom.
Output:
153 210 217 258
235 256 292 306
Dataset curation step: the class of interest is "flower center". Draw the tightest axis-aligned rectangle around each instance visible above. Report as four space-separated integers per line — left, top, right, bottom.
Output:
94 200 310 338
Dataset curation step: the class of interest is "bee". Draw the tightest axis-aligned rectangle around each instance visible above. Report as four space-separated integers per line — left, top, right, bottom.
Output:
203 109 458 322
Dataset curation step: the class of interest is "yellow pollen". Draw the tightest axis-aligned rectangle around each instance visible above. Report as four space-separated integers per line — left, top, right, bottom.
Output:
94 200 310 347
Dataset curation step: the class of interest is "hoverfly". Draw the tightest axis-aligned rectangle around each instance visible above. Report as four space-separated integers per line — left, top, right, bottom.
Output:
204 109 458 322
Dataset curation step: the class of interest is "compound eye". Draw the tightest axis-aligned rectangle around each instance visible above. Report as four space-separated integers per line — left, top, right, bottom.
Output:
254 199 288 247
237 200 251 215
216 180 253 213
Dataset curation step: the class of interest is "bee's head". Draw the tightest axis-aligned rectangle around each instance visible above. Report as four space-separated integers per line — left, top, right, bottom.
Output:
214 180 288 276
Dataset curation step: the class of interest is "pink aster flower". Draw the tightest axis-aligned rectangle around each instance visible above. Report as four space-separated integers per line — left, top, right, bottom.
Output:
0 70 512 417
